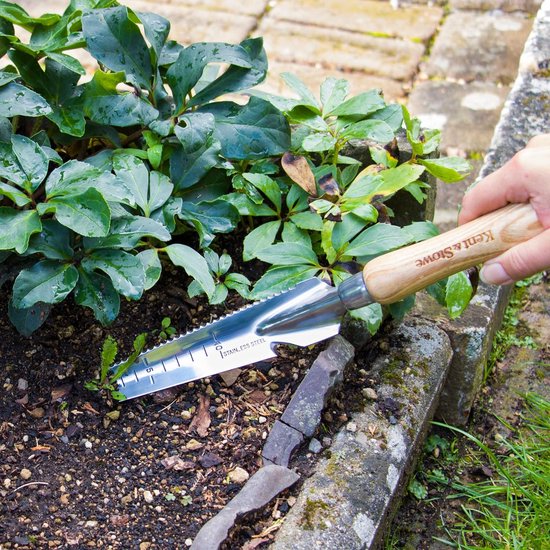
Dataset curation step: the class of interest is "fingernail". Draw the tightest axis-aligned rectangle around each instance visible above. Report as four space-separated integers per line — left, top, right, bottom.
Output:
480 263 514 285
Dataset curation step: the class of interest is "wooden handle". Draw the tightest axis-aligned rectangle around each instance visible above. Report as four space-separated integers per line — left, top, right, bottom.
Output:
362 203 543 304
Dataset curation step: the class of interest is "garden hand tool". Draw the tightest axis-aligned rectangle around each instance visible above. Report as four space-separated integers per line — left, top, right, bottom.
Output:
112 203 543 400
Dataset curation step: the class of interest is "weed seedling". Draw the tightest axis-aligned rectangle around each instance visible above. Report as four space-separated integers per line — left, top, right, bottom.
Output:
85 333 147 401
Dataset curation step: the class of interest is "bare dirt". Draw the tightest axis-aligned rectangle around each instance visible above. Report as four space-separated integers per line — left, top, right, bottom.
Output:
0 266 322 549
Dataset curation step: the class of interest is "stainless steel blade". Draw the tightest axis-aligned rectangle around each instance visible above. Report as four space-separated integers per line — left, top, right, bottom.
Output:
113 273 372 400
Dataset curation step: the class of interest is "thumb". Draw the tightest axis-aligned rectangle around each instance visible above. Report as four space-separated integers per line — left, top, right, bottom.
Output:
480 230 550 285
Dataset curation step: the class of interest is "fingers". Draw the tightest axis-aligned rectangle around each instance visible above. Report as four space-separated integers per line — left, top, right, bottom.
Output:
480 229 550 285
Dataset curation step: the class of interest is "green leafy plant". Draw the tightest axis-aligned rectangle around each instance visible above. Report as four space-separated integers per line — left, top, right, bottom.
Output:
0 0 288 334
85 332 146 400
0 0 473 338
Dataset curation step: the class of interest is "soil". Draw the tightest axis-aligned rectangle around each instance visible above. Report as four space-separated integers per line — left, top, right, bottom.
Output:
0 266 322 549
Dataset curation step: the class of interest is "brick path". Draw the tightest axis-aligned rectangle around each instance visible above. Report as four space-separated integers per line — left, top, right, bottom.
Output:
15 0 543 222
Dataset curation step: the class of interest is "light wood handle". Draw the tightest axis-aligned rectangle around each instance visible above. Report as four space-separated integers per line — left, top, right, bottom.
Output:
362 203 543 304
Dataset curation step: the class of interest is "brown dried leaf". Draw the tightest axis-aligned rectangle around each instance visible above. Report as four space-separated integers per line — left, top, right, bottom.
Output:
161 455 195 471
281 152 317 197
189 394 211 437
82 402 100 415
50 384 72 402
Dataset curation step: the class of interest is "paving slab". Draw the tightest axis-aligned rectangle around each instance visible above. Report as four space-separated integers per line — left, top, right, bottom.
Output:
125 1 255 44
407 81 510 155
266 0 443 42
271 319 453 550
144 0 269 17
256 20 424 81
422 11 534 84
450 0 542 12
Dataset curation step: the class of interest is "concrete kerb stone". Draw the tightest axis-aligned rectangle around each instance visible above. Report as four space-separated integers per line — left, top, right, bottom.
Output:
280 336 355 438
271 319 453 550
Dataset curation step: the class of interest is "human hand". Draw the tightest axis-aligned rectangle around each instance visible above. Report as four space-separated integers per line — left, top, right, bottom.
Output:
458 134 550 285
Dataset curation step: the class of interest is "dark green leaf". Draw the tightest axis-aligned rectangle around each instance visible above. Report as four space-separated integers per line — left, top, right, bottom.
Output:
137 249 162 290
0 207 41 253
171 113 221 190
179 199 240 248
82 6 152 90
0 82 51 117
242 220 280 261
136 11 170 65
166 42 251 112
331 214 370 253
349 302 383 335
326 89 385 117
0 69 18 86
242 173 282 213
82 249 145 299
418 157 471 183
389 294 415 321
0 182 30 206
39 188 111 237
83 70 158 127
256 242 318 266
164 244 215 299
84 216 171 250
25 219 73 260
282 222 311 247
289 211 323 231
251 265 319 300
46 52 85 75
12 260 79 308
11 134 49 191
74 269 120 325
222 193 276 217
45 159 123 203
189 37 268 107
8 300 52 337
200 97 290 160
346 223 412 257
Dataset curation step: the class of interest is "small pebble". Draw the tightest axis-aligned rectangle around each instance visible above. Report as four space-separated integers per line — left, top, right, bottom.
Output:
143 490 154 504
363 387 378 400
308 438 322 454
20 469 32 480
346 421 357 433
185 539 193 547
258 416 267 424
227 467 249 484
17 378 28 391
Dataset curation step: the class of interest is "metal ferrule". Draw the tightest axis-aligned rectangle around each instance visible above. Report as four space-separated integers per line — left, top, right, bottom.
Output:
337 272 373 310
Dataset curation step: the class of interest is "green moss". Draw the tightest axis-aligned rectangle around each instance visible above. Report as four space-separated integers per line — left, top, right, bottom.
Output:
301 498 332 531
